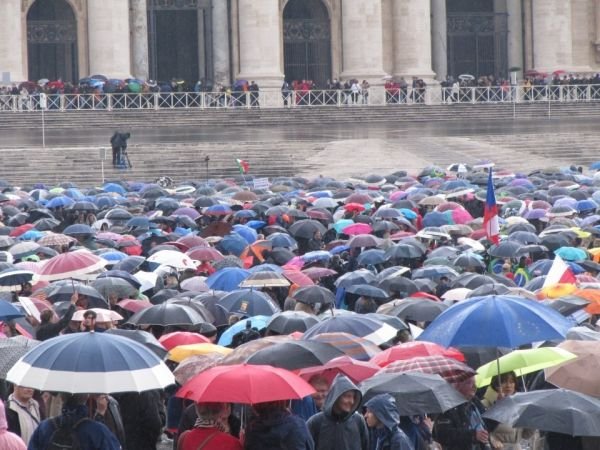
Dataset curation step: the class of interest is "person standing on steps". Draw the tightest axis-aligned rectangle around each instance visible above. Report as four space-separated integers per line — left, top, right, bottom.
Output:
110 131 131 167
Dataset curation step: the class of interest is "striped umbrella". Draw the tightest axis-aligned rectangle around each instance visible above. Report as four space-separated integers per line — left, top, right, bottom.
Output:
380 355 475 384
38 233 76 247
6 332 174 393
37 250 107 282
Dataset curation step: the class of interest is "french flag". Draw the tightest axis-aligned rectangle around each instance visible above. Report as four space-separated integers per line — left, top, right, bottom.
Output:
483 168 500 245
542 254 577 288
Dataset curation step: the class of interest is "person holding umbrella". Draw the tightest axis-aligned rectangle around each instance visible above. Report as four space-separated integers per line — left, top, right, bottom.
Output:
36 291 78 341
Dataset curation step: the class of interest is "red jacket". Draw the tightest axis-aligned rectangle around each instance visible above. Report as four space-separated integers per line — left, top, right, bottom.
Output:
177 427 242 450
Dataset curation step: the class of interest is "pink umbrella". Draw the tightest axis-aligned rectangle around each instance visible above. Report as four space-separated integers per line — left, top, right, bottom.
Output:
283 270 314 287
117 299 153 314
186 246 224 262
297 355 379 384
342 223 373 236
177 235 209 249
451 208 473 225
37 250 106 281
96 232 122 242
435 202 463 212
389 191 407 201
302 267 338 281
173 207 201 220
282 256 305 271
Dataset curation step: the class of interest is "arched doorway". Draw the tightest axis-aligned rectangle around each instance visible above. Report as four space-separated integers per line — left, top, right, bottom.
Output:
283 0 332 87
27 0 78 82
446 0 508 79
147 0 213 87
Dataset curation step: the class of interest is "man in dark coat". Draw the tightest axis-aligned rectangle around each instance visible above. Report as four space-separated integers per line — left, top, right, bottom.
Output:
113 389 164 450
35 292 77 341
307 374 369 450
110 131 130 167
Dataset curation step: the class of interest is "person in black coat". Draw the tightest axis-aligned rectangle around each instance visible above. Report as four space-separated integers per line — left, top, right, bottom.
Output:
113 390 165 450
35 292 77 341
110 131 130 167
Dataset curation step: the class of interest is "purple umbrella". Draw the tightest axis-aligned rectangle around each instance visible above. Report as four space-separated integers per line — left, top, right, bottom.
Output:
523 209 547 220
172 207 201 220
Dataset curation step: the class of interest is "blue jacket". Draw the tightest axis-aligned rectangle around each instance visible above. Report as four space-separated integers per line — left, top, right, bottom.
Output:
307 375 369 450
244 408 314 450
28 405 121 450
364 394 414 450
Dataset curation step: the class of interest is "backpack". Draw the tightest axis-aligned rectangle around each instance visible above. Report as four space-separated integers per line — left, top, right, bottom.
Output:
46 417 91 450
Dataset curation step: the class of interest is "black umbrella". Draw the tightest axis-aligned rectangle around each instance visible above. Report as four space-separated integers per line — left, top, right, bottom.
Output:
377 275 419 297
451 273 498 290
293 285 335 307
545 296 590 316
467 283 510 298
345 284 389 300
246 340 345 370
507 231 541 245
385 298 448 323
488 241 524 258
453 254 485 270
32 218 60 231
127 303 207 326
96 270 141 289
46 283 108 309
288 219 327 240
541 234 573 251
385 244 424 260
483 389 600 437
0 269 35 292
104 329 167 358
269 248 296 266
166 298 215 324
335 269 377 288
457 346 511 370
365 313 408 331
151 289 180 305
193 292 229 327
266 311 320 335
219 289 280 317
359 372 468 416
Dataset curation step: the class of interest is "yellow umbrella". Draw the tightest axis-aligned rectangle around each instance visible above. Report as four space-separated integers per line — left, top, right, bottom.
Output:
539 283 576 299
167 343 232 363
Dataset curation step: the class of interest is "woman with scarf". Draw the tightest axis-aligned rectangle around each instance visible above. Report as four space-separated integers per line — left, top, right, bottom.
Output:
177 402 241 450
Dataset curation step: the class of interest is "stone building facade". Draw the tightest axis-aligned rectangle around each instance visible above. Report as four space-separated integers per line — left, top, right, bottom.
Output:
2 0 600 88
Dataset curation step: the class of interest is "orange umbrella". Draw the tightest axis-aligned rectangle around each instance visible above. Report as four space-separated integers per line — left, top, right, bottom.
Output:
572 289 600 314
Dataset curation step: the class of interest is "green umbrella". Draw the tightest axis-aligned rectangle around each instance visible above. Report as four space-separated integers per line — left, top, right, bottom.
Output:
476 347 577 388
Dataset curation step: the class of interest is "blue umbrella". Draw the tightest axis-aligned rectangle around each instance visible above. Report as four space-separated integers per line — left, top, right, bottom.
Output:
103 183 127 195
422 211 450 227
217 315 270 346
247 264 283 274
46 196 74 209
303 250 331 264
127 216 151 228
6 332 174 393
233 210 257 219
412 265 459 281
345 284 389 299
218 233 249 256
417 295 572 348
576 199 598 213
219 289 280 317
205 267 250 291
246 220 266 230
95 196 117 208
19 230 43 241
399 209 418 220
0 300 25 320
589 161 600 170
266 233 297 249
205 204 233 216
330 245 351 255
554 247 588 262
356 249 388 266
63 224 95 236
63 188 84 200
233 224 258 244
97 251 128 264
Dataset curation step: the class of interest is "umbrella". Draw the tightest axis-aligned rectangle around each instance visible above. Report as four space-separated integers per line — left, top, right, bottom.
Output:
186 246 224 262
385 298 448 323
219 289 280 317
177 364 315 404
266 232 298 250
345 284 389 300
359 372 468 416
104 329 167 359
167 343 232 363
417 295 572 348
566 326 600 341
266 311 319 335
282 269 314 287
37 250 107 282
147 250 196 270
305 332 381 361
91 277 137 300
0 301 25 321
288 220 327 239
63 224 94 237
9 242 40 260
205 267 250 291
292 285 336 307
127 303 208 326
545 340 600 397
172 353 224 385
302 267 337 280
158 331 210 350
483 389 600 437
302 316 397 346
220 336 291 365
0 269 35 292
453 253 485 270
0 336 40 378
218 316 270 346
372 341 465 367
476 347 577 387
37 233 75 247
46 283 108 309
488 241 525 258
334 269 376 288
381 354 475 383
238 271 290 288
356 249 388 266
298 355 379 384
116 299 152 314
6 332 174 393
348 234 381 248
246 340 345 370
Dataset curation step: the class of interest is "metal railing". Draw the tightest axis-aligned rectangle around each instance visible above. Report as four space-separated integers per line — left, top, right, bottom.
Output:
1 84 600 112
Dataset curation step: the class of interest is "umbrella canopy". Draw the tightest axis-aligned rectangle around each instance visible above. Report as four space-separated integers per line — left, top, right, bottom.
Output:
417 295 572 348
220 336 291 365
167 343 232 363
483 389 600 437
380 354 476 384
238 271 290 288
266 311 319 335
37 250 107 282
104 329 167 359
218 316 270 346
288 220 327 239
545 340 600 397
127 303 208 326
298 355 379 384
172 353 224 385
147 250 196 270
475 347 577 387
91 277 137 300
158 331 210 350
205 267 250 291
0 269 35 292
345 284 389 300
0 336 40 378
219 289 281 316
371 341 465 368
292 285 336 307
303 315 397 346
177 364 315 404
6 332 174 393
0 300 25 321
246 340 345 370
384 298 448 323
46 283 108 309
305 332 381 361
359 371 468 416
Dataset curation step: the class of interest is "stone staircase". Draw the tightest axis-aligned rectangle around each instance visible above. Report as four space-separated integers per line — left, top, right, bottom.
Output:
0 102 600 186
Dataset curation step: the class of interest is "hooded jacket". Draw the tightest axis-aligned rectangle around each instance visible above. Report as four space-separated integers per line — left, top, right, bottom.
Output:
306 375 369 450
0 399 26 450
364 394 414 450
244 407 314 450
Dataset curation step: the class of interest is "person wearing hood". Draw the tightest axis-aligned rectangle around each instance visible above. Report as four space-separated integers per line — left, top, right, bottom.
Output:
243 400 314 450
307 374 369 450
364 394 414 450
0 399 26 450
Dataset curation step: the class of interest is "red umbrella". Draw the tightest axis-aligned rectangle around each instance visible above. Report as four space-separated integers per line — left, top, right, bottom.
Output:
343 223 373 236
117 299 153 314
186 246 224 262
345 193 372 204
37 250 107 281
344 203 366 214
297 355 379 384
10 224 35 238
380 355 475 383
159 331 210 350
412 292 441 301
177 364 315 404
371 342 465 368
348 234 381 248
283 270 314 287
177 235 210 250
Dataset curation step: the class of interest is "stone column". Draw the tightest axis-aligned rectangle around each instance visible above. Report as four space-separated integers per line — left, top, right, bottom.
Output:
506 0 523 77
212 0 230 85
0 0 26 82
130 0 149 80
392 0 436 80
87 0 132 78
340 0 387 80
431 0 447 81
236 0 283 88
531 0 572 72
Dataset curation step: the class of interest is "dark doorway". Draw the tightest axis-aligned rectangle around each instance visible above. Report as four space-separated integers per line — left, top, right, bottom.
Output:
283 0 332 87
27 0 78 82
147 0 213 86
446 0 508 79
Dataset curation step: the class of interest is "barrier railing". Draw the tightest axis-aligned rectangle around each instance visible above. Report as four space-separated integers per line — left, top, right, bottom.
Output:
1 84 600 112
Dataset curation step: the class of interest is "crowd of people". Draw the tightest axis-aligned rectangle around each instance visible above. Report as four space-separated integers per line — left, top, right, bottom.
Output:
0 161 599 449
